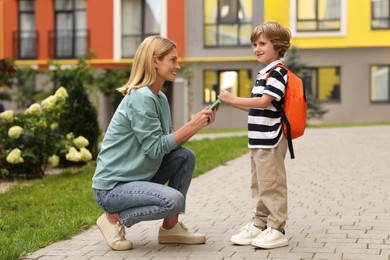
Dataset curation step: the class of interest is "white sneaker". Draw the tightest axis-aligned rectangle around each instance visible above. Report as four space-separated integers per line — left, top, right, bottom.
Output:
96 213 133 250
230 223 263 245
158 222 206 244
251 227 288 249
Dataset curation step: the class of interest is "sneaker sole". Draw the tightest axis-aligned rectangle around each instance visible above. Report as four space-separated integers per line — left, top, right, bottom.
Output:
251 238 288 249
158 236 206 245
230 237 254 246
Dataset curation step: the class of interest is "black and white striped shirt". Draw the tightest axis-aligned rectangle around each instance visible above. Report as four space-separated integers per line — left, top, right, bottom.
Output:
248 60 288 149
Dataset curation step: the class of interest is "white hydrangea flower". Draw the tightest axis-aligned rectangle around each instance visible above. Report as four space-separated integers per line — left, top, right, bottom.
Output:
54 86 68 101
79 147 92 162
25 103 42 116
0 110 14 123
66 147 81 162
66 132 74 140
50 122 58 130
73 136 89 148
41 95 57 109
48 155 60 167
6 148 24 164
8 126 24 139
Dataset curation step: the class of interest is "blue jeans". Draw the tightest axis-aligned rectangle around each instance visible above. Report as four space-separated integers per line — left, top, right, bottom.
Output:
93 147 195 227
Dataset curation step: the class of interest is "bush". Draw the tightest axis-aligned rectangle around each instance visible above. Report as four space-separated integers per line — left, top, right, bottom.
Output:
47 62 100 159
0 87 93 179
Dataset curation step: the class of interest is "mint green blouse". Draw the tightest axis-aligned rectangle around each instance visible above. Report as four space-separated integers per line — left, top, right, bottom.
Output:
92 86 177 190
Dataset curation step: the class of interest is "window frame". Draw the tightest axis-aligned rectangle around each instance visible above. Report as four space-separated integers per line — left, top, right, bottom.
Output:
370 65 390 103
53 0 88 59
203 68 252 104
290 0 347 38
120 0 162 58
17 0 37 59
301 66 341 103
371 0 390 30
203 0 253 48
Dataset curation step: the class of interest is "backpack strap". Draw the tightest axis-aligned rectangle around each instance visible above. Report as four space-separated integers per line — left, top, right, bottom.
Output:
266 64 295 159
272 100 295 159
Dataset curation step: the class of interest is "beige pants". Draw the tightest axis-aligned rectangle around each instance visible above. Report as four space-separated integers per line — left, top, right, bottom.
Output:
250 136 288 231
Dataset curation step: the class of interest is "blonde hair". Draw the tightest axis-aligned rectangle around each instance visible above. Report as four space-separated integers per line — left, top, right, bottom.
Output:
118 36 177 94
250 22 291 58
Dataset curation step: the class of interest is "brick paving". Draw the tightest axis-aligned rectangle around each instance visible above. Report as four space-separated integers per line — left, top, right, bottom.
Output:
22 126 390 260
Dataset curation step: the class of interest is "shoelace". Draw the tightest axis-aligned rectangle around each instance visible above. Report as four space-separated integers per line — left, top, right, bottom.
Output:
239 223 253 234
258 227 272 238
178 222 190 232
114 223 127 241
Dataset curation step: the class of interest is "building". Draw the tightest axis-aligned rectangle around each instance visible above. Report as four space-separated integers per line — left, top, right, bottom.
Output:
1 0 390 131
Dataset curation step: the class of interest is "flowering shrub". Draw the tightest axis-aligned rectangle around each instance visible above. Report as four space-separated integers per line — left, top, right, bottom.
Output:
0 87 93 179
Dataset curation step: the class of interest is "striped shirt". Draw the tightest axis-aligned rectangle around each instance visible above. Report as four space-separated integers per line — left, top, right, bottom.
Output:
248 60 288 148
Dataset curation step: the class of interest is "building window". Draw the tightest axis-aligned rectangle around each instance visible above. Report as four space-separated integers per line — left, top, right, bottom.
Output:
121 0 161 58
204 69 252 103
372 0 390 29
53 0 87 59
204 0 252 47
296 0 341 32
301 67 340 102
371 66 390 102
16 0 37 59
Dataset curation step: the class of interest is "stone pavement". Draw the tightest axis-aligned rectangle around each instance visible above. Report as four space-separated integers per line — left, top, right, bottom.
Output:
23 126 390 260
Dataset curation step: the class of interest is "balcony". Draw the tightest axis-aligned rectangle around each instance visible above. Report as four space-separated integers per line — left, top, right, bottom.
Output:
49 29 89 59
12 30 39 60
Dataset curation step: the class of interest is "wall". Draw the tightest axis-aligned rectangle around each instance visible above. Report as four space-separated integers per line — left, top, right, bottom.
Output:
88 0 114 59
0 0 4 58
301 47 390 124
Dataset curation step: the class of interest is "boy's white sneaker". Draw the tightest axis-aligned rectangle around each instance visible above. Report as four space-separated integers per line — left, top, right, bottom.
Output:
251 227 288 249
230 223 263 245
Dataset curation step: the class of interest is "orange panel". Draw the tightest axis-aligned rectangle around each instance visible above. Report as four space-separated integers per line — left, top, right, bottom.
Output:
87 0 114 59
167 0 185 57
3 0 17 59
36 0 54 60
0 0 4 58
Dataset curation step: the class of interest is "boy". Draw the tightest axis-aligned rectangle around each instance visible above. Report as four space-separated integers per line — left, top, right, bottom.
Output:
218 22 291 249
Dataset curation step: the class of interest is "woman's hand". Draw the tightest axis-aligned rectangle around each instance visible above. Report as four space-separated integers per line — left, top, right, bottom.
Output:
192 108 215 128
173 106 218 144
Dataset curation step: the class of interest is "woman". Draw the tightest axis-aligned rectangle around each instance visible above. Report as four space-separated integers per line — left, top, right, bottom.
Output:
92 36 217 250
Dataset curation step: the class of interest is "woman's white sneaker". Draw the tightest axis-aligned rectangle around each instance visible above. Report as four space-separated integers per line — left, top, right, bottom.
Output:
158 222 206 244
230 223 263 245
96 213 133 250
251 227 288 249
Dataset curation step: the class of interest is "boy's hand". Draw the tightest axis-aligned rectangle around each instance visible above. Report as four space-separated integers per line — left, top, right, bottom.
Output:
218 90 236 105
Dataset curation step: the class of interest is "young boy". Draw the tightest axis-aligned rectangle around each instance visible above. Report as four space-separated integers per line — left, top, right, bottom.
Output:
218 22 291 249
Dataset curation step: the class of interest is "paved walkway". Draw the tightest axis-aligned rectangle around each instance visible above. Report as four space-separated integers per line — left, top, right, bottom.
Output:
23 126 390 260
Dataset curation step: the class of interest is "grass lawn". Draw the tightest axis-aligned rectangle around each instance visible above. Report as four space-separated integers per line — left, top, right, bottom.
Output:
0 135 248 260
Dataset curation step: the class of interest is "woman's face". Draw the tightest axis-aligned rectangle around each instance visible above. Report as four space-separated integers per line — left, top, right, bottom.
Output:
155 48 180 82
252 34 279 65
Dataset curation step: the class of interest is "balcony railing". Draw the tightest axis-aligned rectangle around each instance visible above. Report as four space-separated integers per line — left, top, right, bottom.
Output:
49 29 89 59
12 30 39 60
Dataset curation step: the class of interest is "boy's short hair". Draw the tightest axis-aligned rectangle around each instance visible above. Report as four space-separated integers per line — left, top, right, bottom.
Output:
250 22 291 58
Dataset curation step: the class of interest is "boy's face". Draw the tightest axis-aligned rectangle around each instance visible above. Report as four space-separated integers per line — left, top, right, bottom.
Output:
252 34 280 65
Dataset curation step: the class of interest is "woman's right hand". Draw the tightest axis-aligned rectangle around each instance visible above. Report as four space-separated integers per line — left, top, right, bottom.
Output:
173 107 218 144
191 108 214 129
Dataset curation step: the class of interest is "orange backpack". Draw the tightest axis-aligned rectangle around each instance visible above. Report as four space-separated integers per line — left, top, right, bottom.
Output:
266 64 307 159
